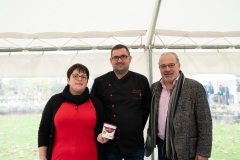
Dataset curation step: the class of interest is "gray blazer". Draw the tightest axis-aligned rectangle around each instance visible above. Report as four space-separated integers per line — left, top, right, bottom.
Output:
146 78 212 160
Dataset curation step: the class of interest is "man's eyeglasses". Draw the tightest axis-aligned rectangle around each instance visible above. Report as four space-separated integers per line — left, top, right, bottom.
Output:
72 74 88 81
111 55 128 61
159 63 178 69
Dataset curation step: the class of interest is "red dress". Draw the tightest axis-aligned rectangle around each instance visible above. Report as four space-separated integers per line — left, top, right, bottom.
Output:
51 99 97 160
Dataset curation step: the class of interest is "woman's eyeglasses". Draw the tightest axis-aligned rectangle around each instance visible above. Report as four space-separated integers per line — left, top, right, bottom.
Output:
71 74 88 81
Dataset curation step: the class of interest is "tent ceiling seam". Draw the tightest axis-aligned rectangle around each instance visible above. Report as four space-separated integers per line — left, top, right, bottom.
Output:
37 38 58 48
202 37 220 46
168 36 185 47
130 36 141 47
222 37 233 46
2 38 23 49
25 38 35 49
111 37 124 45
76 38 93 48
60 37 73 49
96 37 110 48
187 36 199 47
156 35 166 48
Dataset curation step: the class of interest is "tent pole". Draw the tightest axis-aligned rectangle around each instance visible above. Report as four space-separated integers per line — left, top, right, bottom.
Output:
148 45 153 85
146 1 162 159
148 46 155 160
145 0 162 50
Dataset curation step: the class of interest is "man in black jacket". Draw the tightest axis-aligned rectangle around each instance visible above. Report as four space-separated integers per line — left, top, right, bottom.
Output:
91 44 152 160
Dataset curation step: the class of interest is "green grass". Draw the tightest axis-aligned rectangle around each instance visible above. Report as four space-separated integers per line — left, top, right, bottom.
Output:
0 114 240 160
0 114 41 160
210 123 240 160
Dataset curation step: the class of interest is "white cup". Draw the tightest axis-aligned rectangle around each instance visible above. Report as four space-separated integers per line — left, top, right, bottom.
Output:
102 123 117 139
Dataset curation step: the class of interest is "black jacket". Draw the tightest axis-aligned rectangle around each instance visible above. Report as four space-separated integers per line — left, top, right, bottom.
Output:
38 93 105 160
91 71 151 154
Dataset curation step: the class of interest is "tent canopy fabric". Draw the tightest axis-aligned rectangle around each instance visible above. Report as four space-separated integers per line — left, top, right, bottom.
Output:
1 0 240 51
0 0 240 78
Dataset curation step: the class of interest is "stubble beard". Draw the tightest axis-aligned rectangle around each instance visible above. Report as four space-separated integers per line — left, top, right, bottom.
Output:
162 76 175 84
114 64 129 75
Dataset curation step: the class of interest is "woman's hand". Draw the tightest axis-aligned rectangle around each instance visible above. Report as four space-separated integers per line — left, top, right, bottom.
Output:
195 155 208 160
97 133 109 144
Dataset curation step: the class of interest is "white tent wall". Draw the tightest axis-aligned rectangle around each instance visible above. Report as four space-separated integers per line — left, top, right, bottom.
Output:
1 49 240 79
152 49 240 83
0 50 150 79
1 49 239 103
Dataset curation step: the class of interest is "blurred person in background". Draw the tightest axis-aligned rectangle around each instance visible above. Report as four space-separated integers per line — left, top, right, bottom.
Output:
38 63 107 160
218 85 225 105
207 82 215 107
224 86 229 106
237 82 240 104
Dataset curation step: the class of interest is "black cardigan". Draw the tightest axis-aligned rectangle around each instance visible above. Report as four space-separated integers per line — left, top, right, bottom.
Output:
38 93 105 160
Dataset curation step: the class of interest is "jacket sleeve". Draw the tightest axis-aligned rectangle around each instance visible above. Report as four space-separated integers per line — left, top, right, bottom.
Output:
145 82 159 157
141 76 152 129
195 83 212 157
90 96 106 160
90 78 102 100
38 94 61 147
91 96 106 134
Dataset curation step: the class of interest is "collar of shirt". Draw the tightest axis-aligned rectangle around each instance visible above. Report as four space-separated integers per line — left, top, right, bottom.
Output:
158 74 180 140
113 71 130 81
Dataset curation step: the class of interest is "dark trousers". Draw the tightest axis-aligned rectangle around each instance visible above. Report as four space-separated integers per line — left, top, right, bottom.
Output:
103 148 144 160
157 138 172 160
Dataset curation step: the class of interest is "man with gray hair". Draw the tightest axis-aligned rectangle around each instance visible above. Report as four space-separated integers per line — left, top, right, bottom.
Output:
145 52 212 160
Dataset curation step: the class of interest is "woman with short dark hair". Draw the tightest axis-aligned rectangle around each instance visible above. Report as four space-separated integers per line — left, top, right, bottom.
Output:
38 63 107 160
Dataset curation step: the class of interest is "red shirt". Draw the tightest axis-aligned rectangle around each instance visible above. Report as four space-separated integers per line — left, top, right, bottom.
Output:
51 99 97 160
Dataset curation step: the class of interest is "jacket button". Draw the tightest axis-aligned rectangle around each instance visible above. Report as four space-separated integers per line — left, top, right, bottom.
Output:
116 136 119 139
112 105 114 108
110 94 112 97
108 84 111 86
114 114 116 117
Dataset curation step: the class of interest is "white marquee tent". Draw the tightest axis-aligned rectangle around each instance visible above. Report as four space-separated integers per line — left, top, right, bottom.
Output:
1 0 240 80
1 0 240 160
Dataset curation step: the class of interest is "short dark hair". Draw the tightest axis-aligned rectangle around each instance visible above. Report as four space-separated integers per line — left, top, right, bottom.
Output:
67 63 89 80
111 44 130 56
